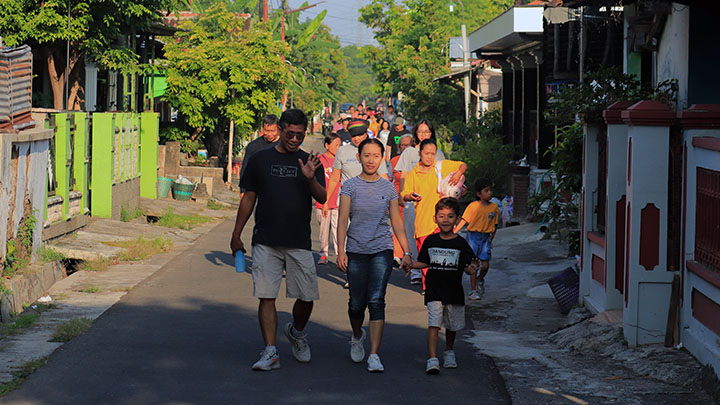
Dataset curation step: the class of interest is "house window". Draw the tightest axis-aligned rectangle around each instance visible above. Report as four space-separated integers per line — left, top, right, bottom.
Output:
695 167 720 271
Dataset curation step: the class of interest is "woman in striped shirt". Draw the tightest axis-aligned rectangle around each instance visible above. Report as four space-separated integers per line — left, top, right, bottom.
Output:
337 138 412 372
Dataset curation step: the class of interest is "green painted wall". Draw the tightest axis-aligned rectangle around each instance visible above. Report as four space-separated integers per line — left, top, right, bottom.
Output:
91 113 114 218
140 112 159 199
73 112 90 212
54 113 71 220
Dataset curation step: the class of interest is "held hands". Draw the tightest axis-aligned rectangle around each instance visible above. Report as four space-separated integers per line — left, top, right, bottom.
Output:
321 203 329 218
465 258 480 274
401 255 412 273
299 152 321 181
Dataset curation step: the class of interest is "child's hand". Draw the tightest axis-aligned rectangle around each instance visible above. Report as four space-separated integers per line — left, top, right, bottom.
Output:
465 258 480 274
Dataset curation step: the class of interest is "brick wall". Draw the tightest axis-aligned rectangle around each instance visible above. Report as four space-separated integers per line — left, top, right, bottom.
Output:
509 165 531 218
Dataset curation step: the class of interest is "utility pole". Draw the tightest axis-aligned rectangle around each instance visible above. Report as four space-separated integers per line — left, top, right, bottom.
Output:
459 1 470 123
451 1 470 123
227 119 235 186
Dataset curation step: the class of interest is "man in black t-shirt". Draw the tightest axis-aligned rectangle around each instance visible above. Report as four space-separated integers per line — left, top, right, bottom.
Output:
238 114 280 198
385 116 411 159
231 109 326 371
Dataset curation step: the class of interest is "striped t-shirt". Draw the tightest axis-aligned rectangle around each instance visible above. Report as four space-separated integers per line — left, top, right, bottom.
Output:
340 176 399 254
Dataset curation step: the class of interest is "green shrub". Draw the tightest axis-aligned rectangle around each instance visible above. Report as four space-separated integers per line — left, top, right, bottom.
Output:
160 126 199 155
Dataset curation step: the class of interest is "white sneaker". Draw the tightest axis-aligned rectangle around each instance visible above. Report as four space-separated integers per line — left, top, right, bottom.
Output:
367 353 384 372
443 350 457 368
468 290 481 300
410 277 422 285
426 357 440 374
349 328 366 363
284 322 311 363
252 347 280 371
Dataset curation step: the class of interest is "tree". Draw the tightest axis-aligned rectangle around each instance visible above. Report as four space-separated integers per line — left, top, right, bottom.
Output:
359 0 513 125
339 45 377 105
282 16 348 115
0 0 182 110
163 3 289 157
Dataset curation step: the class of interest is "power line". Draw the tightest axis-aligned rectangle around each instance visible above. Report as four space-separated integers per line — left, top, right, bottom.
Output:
301 9 363 24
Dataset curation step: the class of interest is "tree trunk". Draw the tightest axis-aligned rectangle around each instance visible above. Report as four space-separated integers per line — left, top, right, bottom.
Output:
190 127 203 141
67 79 83 110
205 125 226 158
45 48 65 110
44 46 82 110
66 57 85 110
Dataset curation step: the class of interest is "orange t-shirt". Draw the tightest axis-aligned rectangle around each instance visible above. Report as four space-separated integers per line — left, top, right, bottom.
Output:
402 160 464 238
390 155 402 192
461 200 499 233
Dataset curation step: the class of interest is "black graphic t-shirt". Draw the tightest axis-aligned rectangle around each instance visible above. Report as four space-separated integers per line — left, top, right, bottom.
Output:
240 147 325 250
417 234 476 305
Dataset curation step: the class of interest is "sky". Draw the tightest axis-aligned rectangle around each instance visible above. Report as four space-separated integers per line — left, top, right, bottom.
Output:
285 0 379 47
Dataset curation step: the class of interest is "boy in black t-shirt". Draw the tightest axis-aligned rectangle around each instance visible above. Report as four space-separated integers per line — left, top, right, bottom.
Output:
409 197 478 374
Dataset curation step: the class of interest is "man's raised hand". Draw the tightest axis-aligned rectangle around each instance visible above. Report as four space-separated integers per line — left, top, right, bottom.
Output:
299 152 321 180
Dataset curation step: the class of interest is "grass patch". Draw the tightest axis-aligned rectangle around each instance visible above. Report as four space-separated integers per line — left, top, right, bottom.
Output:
157 206 211 230
104 236 173 261
38 246 67 263
79 257 113 272
206 199 226 210
120 205 145 222
49 317 92 343
79 286 102 293
0 313 40 336
0 357 48 397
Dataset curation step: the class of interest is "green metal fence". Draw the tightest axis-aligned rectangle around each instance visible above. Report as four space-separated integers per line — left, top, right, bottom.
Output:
91 111 158 218
45 111 159 221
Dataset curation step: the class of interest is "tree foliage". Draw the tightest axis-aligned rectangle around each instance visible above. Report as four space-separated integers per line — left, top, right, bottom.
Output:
163 3 289 156
447 110 514 195
339 45 377 105
0 0 183 109
282 17 347 114
359 0 513 125
278 8 347 115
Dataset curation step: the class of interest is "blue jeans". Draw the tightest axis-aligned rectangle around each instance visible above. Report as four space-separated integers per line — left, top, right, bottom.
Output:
346 250 393 321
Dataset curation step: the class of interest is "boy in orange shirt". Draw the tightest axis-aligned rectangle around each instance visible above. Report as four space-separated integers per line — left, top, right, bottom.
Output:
454 178 499 300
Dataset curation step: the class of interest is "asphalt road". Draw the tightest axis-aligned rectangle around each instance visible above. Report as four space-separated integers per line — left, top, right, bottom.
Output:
2 139 510 404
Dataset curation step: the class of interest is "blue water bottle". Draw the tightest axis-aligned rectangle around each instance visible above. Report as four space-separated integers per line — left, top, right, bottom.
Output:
235 252 246 273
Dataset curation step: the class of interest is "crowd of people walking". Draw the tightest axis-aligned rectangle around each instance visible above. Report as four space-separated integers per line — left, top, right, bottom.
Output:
231 105 499 374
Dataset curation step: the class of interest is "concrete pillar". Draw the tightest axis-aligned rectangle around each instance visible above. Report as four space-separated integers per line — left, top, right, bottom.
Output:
580 123 600 305
603 101 634 310
677 104 720 377
621 100 676 346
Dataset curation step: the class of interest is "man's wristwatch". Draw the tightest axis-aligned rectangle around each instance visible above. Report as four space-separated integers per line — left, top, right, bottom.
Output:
403 252 412 256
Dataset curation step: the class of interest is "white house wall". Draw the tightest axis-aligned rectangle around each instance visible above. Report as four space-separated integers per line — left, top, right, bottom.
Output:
656 4 690 110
